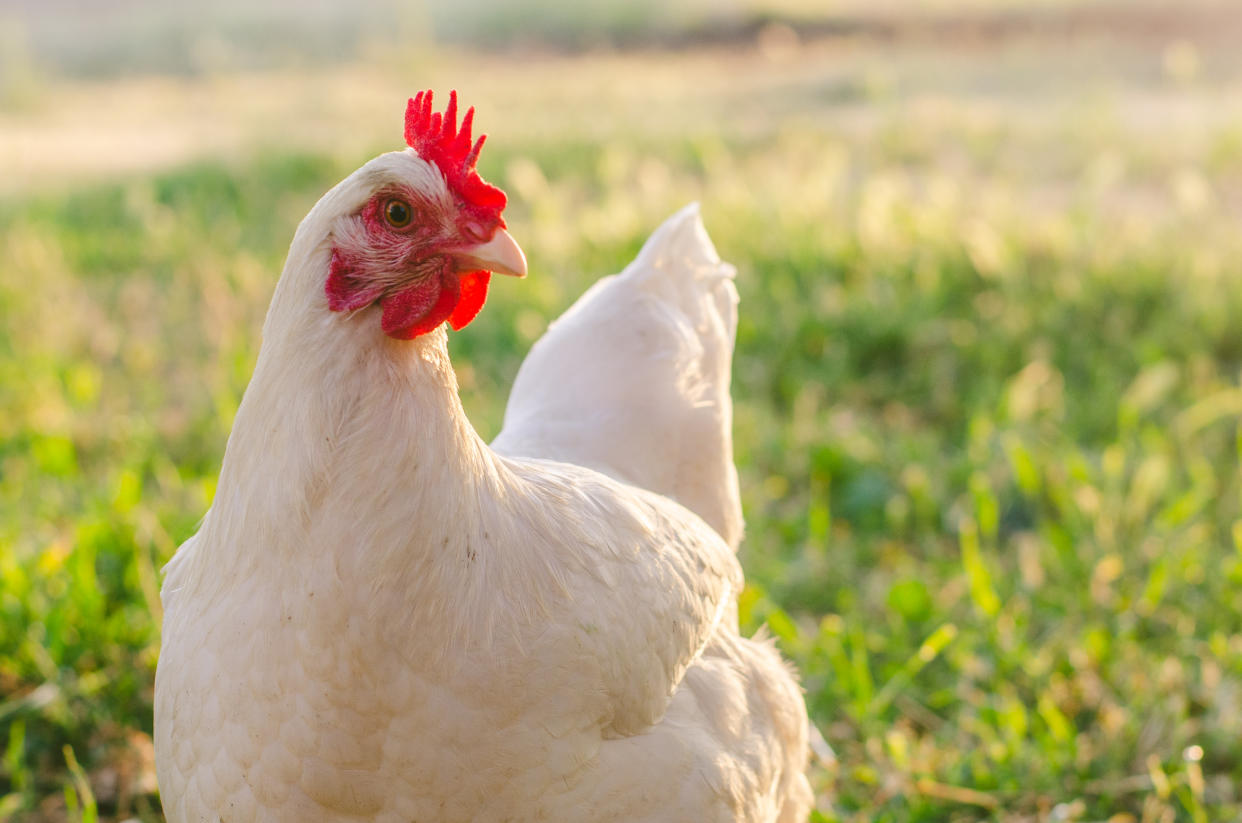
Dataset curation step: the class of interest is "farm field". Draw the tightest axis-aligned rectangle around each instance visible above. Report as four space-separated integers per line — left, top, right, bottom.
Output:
3 2 1242 820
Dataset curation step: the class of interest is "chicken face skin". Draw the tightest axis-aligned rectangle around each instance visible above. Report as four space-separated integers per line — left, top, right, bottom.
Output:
325 183 496 339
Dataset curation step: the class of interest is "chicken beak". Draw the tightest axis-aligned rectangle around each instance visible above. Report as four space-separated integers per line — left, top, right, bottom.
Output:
452 229 528 278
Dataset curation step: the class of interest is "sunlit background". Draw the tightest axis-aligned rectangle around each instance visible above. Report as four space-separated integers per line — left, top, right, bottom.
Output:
3 0 1242 820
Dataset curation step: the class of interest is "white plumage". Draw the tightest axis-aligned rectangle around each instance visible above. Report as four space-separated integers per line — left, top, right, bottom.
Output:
493 203 744 549
155 148 812 822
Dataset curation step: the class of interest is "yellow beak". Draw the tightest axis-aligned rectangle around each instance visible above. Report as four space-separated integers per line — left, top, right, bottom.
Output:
451 228 527 278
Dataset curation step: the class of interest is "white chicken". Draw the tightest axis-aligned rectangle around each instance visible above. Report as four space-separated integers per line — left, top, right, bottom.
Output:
155 90 812 822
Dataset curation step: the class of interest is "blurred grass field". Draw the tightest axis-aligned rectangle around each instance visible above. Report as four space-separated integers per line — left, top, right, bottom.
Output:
4 1 1242 820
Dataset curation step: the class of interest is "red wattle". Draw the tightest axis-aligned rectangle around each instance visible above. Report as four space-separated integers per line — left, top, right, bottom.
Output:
448 271 491 331
381 273 460 339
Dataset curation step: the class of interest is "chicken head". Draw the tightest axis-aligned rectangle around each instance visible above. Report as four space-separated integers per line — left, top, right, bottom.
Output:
325 90 526 339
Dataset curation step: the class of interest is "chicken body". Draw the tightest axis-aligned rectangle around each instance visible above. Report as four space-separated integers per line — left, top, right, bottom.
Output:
155 151 812 822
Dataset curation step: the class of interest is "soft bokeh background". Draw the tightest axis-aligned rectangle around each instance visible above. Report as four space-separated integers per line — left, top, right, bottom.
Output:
3 0 1242 820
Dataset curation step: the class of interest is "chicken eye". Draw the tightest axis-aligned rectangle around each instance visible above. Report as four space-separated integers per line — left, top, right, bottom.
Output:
384 199 412 228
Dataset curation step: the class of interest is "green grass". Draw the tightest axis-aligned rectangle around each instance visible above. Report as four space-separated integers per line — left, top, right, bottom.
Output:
4 38 1242 822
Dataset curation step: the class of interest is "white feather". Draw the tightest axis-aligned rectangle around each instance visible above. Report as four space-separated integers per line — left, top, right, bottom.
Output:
493 203 744 549
155 154 812 823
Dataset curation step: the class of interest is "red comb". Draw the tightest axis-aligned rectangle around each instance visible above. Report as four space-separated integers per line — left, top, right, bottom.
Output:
404 90 507 218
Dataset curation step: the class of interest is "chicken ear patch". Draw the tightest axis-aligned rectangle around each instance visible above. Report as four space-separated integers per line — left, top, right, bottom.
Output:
448 271 491 331
326 249 385 312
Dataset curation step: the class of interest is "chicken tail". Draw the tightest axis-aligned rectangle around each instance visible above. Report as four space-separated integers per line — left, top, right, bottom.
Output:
493 203 744 548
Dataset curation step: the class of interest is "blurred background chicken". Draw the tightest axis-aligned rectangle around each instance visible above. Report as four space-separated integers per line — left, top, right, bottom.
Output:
154 91 812 822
